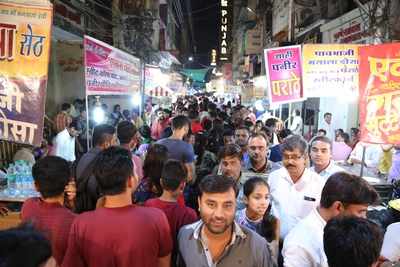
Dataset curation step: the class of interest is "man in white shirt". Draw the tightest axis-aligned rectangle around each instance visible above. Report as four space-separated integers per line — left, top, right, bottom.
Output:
53 121 78 162
319 113 335 141
282 172 379 267
268 135 325 238
349 141 383 174
309 136 344 181
381 222 400 263
289 110 303 136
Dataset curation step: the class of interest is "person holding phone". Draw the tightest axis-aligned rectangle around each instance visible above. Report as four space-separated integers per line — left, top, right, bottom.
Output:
20 156 77 266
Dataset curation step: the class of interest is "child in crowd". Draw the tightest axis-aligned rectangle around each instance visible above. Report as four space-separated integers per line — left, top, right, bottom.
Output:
0 224 56 267
235 177 280 265
144 160 198 266
21 156 76 266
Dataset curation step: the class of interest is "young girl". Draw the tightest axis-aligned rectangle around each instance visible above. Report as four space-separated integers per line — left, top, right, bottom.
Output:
236 177 280 265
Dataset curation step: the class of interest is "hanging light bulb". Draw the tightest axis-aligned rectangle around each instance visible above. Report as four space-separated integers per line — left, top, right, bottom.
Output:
93 96 105 124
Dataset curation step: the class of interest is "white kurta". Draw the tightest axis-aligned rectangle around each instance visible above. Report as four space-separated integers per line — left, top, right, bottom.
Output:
54 128 76 162
309 161 345 181
283 208 328 267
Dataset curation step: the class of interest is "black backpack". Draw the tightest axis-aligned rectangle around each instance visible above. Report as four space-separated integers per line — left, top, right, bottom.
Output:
72 157 101 213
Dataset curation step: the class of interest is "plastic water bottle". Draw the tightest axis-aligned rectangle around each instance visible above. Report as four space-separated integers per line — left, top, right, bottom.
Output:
23 162 36 196
6 164 16 196
25 173 35 195
14 161 26 196
15 173 23 196
19 161 30 196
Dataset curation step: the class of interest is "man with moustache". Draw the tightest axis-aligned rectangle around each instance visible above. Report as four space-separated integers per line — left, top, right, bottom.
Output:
268 135 325 238
217 144 247 209
177 174 273 267
243 133 281 181
234 126 250 161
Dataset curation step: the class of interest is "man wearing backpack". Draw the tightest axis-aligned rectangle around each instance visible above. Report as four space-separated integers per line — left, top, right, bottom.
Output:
74 124 117 213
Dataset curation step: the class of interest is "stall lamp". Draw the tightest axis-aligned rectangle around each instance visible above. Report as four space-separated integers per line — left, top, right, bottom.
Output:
93 96 105 124
132 93 142 106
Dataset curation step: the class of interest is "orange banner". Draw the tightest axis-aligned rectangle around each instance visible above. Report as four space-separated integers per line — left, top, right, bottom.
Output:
0 2 52 146
359 43 400 144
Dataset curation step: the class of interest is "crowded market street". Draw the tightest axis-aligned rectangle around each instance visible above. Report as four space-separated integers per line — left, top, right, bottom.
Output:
0 0 400 267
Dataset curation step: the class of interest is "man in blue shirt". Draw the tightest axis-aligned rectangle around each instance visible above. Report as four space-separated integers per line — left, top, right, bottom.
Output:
157 115 196 183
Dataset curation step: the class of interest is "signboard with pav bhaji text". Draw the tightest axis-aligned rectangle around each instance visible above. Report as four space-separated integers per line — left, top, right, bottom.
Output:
302 44 360 98
359 43 400 144
0 1 52 146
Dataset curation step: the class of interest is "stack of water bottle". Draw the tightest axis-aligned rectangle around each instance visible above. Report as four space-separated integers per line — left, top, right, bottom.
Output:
1 160 39 199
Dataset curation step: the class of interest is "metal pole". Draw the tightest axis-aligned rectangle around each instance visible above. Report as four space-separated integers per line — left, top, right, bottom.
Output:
85 94 90 151
279 104 282 120
301 101 306 136
288 103 292 128
288 0 294 42
360 146 366 178
140 62 145 118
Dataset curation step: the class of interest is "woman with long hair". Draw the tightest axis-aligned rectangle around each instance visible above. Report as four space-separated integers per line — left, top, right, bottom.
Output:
133 144 168 204
236 177 280 265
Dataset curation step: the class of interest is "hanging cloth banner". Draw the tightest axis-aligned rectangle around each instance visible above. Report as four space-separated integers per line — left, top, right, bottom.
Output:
264 45 304 104
359 43 400 144
84 35 141 95
0 1 53 146
302 44 360 98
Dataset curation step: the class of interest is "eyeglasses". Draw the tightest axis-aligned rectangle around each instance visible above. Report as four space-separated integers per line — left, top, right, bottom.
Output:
282 154 304 161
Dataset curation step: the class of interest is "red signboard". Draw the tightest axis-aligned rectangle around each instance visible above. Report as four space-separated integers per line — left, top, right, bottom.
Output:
359 43 400 144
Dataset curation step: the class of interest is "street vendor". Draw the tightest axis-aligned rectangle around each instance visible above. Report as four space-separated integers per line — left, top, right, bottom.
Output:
349 141 383 174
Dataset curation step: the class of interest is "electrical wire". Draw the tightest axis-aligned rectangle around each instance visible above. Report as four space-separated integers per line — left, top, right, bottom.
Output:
173 0 184 25
85 0 113 12
184 2 219 15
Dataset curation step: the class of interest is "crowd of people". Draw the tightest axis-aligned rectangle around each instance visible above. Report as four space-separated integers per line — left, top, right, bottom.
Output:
1 94 400 267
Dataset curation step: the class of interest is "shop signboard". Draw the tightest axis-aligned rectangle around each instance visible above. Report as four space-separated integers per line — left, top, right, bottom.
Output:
219 0 233 62
0 1 52 146
302 44 360 97
264 45 304 104
320 6 372 44
359 43 400 144
272 0 289 37
245 23 263 55
84 35 140 95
